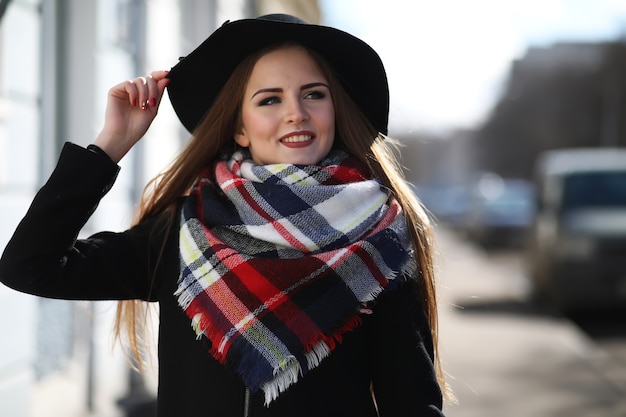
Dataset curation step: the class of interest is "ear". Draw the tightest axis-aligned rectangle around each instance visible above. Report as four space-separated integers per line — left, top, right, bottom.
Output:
234 130 250 148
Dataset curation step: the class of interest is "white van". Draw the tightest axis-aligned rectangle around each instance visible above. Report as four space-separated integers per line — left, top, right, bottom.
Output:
527 148 626 312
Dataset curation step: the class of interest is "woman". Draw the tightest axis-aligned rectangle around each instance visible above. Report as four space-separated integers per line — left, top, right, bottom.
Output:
0 14 448 416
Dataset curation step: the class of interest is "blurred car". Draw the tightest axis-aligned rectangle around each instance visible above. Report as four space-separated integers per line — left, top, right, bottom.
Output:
413 184 471 229
462 174 535 249
527 148 626 312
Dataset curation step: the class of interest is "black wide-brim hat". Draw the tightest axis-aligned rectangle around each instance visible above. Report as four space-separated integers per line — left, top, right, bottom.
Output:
166 13 389 135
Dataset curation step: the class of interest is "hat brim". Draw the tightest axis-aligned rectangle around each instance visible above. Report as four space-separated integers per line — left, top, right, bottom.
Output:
166 17 389 135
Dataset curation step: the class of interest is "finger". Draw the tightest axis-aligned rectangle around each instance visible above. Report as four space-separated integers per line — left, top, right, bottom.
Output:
149 70 171 106
125 80 139 107
145 74 159 108
109 79 139 107
132 76 149 110
149 69 170 82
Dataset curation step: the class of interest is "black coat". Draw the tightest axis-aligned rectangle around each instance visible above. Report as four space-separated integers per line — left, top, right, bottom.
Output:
0 142 445 417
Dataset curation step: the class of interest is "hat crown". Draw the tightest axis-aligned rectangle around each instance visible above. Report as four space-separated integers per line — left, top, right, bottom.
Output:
257 13 307 24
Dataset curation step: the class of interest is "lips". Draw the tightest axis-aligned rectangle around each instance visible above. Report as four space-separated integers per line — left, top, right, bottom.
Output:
279 132 315 148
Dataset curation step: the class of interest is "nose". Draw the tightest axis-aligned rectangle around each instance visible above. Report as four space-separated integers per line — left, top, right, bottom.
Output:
284 97 308 124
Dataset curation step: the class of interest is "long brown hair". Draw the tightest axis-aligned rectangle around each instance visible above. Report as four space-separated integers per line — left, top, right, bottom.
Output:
115 43 450 399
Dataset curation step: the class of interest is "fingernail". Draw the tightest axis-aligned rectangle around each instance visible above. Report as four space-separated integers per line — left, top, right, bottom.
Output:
149 98 156 107
132 99 137 107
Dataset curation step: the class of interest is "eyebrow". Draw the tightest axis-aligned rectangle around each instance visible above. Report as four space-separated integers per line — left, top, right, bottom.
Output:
251 82 330 99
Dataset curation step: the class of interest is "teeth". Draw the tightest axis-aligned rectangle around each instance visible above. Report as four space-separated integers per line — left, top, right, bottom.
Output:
281 135 312 143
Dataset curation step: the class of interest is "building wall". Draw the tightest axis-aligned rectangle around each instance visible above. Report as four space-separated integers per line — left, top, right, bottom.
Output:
0 0 319 415
0 1 42 416
257 0 320 23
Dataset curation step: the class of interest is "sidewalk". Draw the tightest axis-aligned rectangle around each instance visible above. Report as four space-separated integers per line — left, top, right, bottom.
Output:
435 228 626 417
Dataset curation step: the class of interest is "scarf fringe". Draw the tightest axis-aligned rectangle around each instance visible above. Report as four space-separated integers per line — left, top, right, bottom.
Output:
261 308 370 405
262 357 302 405
188 311 232 364
174 286 194 311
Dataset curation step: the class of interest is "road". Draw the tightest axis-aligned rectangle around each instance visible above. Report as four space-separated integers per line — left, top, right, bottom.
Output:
434 226 626 417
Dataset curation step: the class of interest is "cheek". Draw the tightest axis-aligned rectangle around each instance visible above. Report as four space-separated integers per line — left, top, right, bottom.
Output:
326 105 336 128
242 112 275 137
312 106 335 129
321 111 336 136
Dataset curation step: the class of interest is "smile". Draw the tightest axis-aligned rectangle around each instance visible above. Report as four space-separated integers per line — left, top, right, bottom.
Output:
280 135 313 143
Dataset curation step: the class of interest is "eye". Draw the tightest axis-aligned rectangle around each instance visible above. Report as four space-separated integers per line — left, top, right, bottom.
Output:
258 96 281 106
304 90 326 100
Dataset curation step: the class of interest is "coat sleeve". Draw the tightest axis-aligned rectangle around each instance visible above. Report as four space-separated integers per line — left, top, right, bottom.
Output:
0 142 170 301
370 278 446 416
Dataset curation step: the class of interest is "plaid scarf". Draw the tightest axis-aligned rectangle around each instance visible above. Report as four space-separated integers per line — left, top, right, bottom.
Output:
176 150 414 404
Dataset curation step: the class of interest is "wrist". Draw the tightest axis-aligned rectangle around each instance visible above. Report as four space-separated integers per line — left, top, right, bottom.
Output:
93 132 129 163
87 144 115 162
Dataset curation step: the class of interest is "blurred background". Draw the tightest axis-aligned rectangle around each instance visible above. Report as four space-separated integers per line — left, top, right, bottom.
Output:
1 0 625 416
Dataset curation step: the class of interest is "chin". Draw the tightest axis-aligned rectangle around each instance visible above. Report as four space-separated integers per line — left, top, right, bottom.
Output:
290 157 323 165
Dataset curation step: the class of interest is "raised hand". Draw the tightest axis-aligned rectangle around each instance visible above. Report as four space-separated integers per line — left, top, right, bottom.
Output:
93 70 171 163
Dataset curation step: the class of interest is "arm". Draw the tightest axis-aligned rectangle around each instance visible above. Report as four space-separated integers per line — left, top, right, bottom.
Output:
0 143 169 300
0 70 172 300
370 278 446 417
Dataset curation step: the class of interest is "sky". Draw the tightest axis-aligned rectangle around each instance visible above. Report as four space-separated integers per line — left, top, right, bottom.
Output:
319 0 626 134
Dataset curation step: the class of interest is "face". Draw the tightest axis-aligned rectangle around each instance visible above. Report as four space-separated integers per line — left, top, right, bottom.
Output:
234 45 335 165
